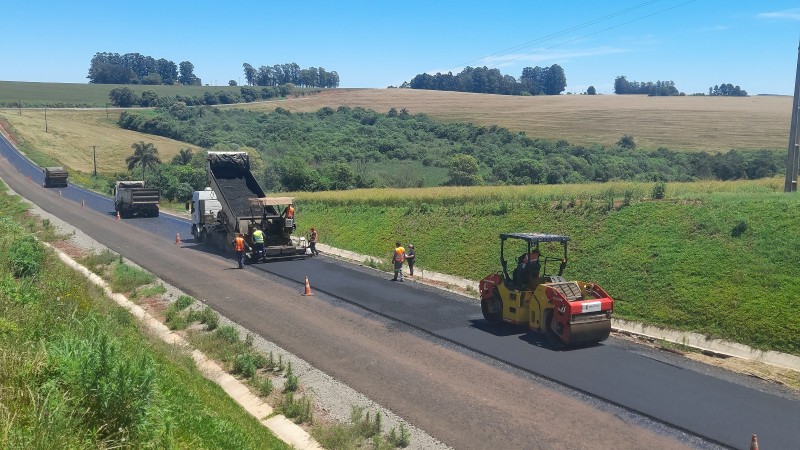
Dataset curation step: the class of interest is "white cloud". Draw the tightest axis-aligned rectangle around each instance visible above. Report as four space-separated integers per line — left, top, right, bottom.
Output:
476 46 629 67
758 8 800 20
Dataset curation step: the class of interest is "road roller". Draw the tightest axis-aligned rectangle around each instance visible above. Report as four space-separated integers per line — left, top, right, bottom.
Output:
479 233 614 348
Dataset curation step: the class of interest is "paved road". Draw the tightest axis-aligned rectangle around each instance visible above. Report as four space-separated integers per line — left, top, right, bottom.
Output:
1 132 798 449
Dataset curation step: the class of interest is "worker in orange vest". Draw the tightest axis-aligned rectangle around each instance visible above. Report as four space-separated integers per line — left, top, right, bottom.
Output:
309 227 319 256
392 242 406 282
231 232 249 269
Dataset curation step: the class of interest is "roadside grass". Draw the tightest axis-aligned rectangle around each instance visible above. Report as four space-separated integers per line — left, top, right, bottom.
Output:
0 181 289 449
294 178 800 355
110 261 155 293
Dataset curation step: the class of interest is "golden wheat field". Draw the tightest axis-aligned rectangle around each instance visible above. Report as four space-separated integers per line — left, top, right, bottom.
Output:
0 109 197 173
240 89 792 153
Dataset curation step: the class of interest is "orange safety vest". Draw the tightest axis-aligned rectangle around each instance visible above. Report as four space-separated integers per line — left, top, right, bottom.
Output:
234 236 245 252
394 247 405 262
285 205 295 219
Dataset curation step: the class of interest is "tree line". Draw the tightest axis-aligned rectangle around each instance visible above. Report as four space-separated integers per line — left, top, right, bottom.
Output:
116 104 783 193
708 83 748 96
405 65 567 96
242 63 339 88
107 84 308 108
613 76 681 96
88 52 200 85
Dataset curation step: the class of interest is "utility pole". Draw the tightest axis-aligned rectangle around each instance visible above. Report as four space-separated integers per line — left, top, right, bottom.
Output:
784 39 800 192
44 107 47 133
92 146 97 176
18 100 21 116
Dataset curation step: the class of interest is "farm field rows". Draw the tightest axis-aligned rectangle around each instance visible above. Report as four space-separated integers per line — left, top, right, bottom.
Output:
239 88 792 152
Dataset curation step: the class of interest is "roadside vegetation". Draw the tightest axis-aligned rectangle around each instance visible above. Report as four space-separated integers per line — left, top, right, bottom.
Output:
0 180 290 449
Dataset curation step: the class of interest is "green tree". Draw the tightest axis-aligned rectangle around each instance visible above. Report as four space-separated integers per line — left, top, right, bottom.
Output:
543 64 566 95
171 148 193 165
586 86 597 95
617 135 636 150
446 154 483 186
139 90 159 107
126 141 161 184
243 63 256 86
109 87 138 107
179 61 199 85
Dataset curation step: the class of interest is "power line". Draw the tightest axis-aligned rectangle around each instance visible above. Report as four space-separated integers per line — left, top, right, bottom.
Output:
450 0 697 72
451 0 661 71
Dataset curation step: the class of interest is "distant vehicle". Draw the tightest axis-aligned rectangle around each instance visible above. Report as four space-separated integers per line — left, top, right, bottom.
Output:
114 181 160 218
191 151 306 260
479 233 614 348
43 167 68 188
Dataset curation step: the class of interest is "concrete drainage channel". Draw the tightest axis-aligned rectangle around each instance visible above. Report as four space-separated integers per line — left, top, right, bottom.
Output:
19 195 450 450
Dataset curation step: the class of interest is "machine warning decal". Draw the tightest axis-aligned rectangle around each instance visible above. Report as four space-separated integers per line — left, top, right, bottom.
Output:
581 301 601 313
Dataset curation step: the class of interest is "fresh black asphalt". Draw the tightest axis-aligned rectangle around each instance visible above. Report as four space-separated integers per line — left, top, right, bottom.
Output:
2 133 798 449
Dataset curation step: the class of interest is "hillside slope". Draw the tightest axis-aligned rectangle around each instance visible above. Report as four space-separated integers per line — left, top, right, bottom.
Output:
240 89 792 152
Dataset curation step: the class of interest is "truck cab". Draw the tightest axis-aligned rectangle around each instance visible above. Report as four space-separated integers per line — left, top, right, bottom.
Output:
190 188 222 242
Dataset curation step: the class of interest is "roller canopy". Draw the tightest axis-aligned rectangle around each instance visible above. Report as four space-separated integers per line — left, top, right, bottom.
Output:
500 233 570 243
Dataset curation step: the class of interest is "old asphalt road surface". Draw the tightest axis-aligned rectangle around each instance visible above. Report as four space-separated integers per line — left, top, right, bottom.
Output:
2 133 799 449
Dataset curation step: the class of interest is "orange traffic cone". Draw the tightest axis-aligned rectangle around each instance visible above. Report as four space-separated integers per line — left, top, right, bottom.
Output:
749 434 759 450
81 199 85 207
58 190 62 196
175 232 181 245
116 211 120 221
302 276 314 296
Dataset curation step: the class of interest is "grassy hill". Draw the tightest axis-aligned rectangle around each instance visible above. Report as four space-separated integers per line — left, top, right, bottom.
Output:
291 179 800 355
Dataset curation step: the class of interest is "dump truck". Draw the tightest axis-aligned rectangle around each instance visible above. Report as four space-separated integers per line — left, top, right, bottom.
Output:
193 151 306 259
479 233 614 348
43 167 68 188
114 181 160 218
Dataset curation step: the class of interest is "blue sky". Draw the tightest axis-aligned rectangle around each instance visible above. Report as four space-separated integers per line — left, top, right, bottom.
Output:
3 1 800 95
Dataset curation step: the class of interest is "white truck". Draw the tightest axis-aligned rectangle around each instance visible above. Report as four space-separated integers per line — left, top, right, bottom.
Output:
114 181 160 218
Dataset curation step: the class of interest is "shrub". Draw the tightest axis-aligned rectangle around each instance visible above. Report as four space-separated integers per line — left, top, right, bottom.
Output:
233 353 258 378
216 325 240 344
198 306 219 330
652 181 667 199
255 375 273 397
731 220 748 237
8 235 45 277
48 331 158 444
173 295 194 310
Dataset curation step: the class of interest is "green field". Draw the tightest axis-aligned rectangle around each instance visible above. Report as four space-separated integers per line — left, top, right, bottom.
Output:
0 80 244 107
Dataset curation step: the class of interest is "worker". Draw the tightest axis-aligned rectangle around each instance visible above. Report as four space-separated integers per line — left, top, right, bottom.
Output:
524 249 541 285
252 225 265 261
282 202 296 230
232 233 249 269
392 242 406 282
406 244 416 277
282 202 295 220
309 227 319 256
